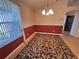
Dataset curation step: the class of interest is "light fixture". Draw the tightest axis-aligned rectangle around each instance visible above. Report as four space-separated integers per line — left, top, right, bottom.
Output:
49 9 54 15
46 13 49 15
42 9 54 16
41 0 54 16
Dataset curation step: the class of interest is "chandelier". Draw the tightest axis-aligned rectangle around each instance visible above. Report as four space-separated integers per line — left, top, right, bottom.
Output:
42 9 54 15
42 0 54 16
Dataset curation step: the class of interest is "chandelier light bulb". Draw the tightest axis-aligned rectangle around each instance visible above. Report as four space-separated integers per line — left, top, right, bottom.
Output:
46 12 50 15
42 10 46 15
49 9 54 15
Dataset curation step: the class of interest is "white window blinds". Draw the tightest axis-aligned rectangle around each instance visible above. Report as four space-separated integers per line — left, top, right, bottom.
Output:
0 0 22 48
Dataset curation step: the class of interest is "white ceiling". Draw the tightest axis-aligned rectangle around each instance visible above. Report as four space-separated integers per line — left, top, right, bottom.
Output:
13 0 79 10
13 0 58 10
26 0 57 10
68 0 79 6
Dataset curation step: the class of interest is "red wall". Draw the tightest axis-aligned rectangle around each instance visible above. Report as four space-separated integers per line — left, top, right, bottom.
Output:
24 25 63 38
24 25 35 39
0 36 24 59
34 25 63 34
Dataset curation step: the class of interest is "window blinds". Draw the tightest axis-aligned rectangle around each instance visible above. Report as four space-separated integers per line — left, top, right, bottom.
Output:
0 0 22 48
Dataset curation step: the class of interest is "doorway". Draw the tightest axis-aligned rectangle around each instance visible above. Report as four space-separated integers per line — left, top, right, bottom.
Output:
64 16 74 33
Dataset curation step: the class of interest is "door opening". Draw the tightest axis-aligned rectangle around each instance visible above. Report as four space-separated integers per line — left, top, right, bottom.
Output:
64 16 74 33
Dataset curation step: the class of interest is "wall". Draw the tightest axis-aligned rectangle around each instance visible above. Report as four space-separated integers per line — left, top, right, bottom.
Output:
0 1 24 59
71 12 79 37
34 25 63 34
16 0 79 36
19 5 34 28
18 0 79 35
18 2 35 38
0 1 35 58
0 36 24 59
34 0 79 34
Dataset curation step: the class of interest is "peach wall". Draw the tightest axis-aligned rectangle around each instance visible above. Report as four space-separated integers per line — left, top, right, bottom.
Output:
34 0 79 26
19 3 34 28
15 0 79 36
18 4 35 39
16 0 79 28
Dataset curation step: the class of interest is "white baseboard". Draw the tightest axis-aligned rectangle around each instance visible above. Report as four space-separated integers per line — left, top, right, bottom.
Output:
24 33 36 45
35 32 62 35
5 33 36 59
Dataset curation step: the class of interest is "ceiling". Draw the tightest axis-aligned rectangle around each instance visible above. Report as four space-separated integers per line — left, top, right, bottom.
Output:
26 0 57 10
13 0 58 10
13 0 79 10
68 0 79 6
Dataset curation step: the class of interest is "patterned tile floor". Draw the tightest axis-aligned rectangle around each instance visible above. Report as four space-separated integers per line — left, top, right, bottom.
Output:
15 33 77 59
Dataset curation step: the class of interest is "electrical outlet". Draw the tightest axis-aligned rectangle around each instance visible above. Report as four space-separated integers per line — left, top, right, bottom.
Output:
27 34 29 36
53 30 55 32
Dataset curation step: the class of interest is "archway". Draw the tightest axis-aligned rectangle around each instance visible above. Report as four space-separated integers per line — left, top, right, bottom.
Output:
63 10 79 37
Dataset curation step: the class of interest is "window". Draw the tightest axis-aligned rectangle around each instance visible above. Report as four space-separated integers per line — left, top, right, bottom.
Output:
0 0 22 48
